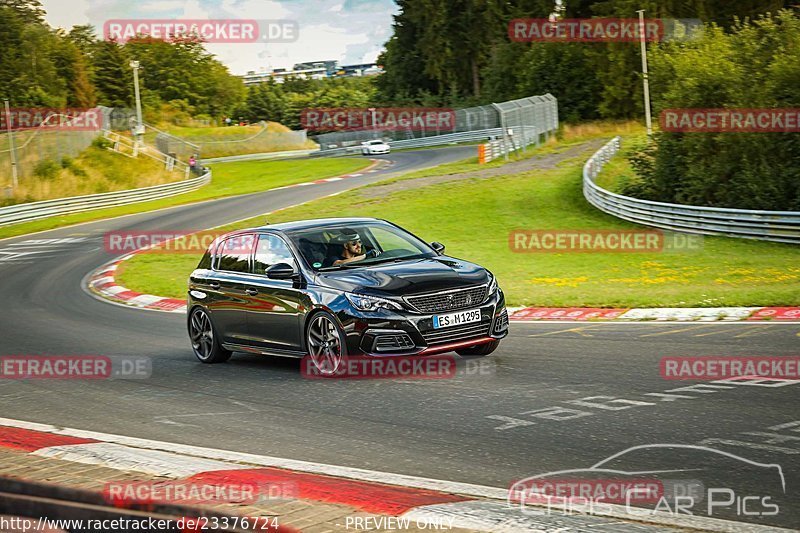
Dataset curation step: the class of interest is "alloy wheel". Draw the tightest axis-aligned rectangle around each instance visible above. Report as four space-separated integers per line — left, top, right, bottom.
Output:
190 309 214 361
307 314 343 375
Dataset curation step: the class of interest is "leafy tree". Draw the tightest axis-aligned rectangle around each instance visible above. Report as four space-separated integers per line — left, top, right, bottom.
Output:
93 40 131 107
0 0 45 21
245 81 286 123
52 35 96 107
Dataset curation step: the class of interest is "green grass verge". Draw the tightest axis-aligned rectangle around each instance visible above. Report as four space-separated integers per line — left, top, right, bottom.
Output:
0 158 370 241
117 128 800 308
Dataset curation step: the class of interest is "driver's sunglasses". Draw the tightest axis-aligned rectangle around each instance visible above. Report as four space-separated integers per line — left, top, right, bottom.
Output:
347 239 362 246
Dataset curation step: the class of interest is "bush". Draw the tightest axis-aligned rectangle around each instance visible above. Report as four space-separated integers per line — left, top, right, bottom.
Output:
634 11 800 210
61 156 87 177
92 136 112 149
33 160 60 180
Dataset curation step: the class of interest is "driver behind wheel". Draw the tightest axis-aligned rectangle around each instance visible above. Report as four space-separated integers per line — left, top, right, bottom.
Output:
332 229 380 266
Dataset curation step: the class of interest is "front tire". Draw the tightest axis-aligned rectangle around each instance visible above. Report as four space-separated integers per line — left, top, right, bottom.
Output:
456 339 500 357
306 311 346 375
189 307 232 363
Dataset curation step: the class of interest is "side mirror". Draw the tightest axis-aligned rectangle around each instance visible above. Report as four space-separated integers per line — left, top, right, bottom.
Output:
266 262 296 280
431 241 445 254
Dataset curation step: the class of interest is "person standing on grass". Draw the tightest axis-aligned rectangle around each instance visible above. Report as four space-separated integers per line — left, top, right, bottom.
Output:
189 154 198 175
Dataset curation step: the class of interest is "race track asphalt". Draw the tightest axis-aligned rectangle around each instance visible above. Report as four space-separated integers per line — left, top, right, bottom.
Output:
0 145 797 529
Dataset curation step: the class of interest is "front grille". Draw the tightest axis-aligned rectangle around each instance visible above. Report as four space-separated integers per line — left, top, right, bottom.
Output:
373 333 416 352
422 321 491 346
406 285 489 314
494 308 509 332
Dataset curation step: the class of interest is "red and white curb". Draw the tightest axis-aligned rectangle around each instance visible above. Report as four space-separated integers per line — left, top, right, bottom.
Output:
508 306 800 322
86 160 393 314
0 418 788 533
87 255 187 313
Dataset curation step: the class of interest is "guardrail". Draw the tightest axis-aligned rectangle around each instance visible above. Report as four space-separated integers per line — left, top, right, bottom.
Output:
312 128 511 157
389 128 504 150
0 170 211 227
583 137 800 244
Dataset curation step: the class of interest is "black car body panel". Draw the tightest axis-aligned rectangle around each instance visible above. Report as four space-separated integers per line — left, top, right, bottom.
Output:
188 218 508 359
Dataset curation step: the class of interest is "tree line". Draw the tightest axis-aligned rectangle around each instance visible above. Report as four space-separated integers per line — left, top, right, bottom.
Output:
0 0 382 128
376 0 793 119
3 0 797 209
376 0 798 210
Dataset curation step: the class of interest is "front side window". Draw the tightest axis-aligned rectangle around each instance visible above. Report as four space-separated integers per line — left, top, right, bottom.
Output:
287 223 435 270
253 234 296 274
215 234 254 273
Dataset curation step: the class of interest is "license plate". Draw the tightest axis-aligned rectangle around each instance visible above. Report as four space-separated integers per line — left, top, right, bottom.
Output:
432 308 482 329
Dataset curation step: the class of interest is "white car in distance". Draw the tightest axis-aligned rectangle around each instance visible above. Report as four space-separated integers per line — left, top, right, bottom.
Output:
361 139 391 155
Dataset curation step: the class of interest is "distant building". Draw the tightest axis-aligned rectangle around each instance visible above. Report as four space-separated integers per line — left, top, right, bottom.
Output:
337 63 383 77
292 60 339 77
240 60 382 86
241 66 328 86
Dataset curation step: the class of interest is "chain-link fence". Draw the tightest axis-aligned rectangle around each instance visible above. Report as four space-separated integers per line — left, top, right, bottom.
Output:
142 123 202 164
0 107 114 196
0 106 203 203
492 94 559 153
315 94 557 153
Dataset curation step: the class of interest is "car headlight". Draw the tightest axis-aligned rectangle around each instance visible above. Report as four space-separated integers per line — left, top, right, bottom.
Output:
345 292 403 312
488 274 498 295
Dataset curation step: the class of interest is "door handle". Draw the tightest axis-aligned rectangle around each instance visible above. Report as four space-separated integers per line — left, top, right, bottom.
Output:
208 281 220 289
245 288 259 296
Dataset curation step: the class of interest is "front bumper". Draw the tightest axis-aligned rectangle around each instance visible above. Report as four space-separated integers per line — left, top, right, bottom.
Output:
337 289 508 356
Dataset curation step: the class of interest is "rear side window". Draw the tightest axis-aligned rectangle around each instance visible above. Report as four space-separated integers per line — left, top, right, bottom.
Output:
215 234 255 273
253 234 296 274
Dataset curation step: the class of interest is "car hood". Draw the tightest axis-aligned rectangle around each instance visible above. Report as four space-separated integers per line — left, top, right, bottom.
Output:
315 256 489 297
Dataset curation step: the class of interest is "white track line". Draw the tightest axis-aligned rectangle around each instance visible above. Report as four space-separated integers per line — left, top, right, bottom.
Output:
34 442 251 478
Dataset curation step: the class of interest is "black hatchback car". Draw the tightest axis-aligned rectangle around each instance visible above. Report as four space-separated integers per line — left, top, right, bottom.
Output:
187 218 508 374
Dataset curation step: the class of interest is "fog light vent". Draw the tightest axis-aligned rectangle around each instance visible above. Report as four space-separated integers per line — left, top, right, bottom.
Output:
374 334 415 352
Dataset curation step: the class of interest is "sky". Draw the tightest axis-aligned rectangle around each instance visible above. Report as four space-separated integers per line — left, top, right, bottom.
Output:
40 0 399 75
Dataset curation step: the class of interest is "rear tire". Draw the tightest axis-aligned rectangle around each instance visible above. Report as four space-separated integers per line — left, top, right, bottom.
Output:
189 307 232 364
456 339 500 357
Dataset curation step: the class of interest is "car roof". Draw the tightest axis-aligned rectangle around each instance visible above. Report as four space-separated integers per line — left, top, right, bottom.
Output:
251 217 388 232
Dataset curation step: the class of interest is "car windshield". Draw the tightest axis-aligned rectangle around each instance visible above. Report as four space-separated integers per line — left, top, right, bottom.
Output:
286 222 436 270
